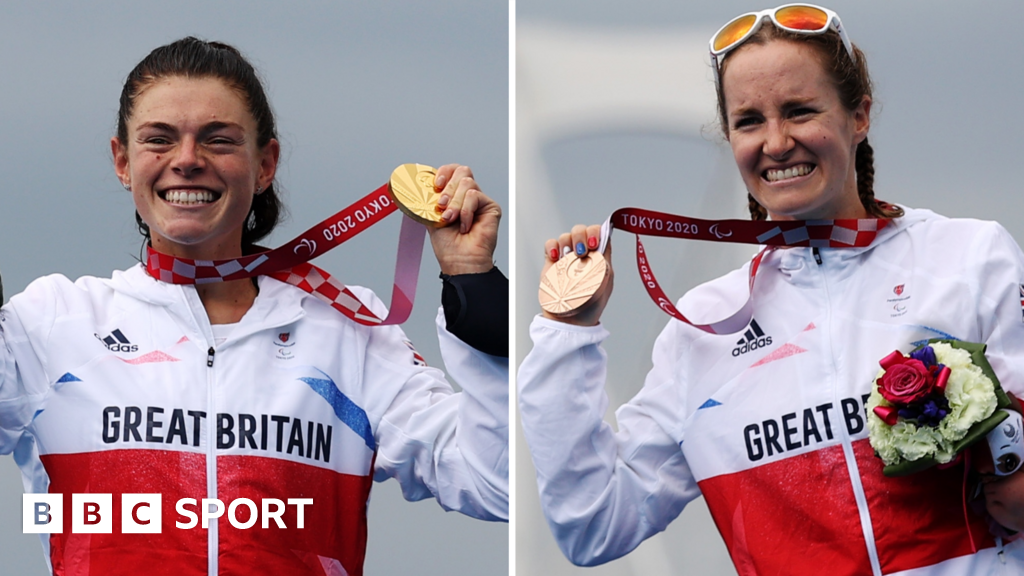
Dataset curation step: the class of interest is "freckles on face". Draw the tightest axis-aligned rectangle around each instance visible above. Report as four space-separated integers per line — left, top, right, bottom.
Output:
721 40 867 221
121 76 270 258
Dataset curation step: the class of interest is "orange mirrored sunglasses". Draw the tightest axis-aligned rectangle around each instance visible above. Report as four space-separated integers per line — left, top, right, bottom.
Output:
709 4 855 86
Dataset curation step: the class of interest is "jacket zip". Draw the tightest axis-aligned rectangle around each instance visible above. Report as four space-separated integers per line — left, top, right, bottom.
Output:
815 248 883 575
206 344 218 575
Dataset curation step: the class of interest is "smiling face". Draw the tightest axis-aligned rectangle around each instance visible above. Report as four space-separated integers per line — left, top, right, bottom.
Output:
722 40 870 221
112 76 279 259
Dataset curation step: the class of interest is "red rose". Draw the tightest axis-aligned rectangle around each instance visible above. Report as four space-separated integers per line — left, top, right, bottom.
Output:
878 359 934 405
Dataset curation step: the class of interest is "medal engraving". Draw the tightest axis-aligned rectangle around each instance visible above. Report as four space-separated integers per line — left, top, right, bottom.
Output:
539 252 607 316
389 163 446 227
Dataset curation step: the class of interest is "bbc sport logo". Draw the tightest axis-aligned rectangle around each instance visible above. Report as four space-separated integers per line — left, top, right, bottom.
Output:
23 494 313 534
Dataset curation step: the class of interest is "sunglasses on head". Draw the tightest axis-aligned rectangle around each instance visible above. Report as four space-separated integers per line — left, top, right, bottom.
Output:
709 4 855 86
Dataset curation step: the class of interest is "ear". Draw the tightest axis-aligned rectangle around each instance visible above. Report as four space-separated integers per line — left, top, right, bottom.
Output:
256 138 280 193
111 137 130 188
851 95 871 146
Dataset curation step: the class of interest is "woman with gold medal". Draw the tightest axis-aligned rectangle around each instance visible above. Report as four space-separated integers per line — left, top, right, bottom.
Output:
0 37 507 575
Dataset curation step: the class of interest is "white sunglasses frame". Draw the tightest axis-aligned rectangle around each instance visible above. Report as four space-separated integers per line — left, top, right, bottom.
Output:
709 4 856 87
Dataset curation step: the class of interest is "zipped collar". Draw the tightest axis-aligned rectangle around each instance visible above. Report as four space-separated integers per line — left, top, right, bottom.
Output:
774 205 937 270
106 264 307 343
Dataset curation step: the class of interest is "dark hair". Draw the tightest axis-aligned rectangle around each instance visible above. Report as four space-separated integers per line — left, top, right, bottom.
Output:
715 25 903 221
117 37 284 250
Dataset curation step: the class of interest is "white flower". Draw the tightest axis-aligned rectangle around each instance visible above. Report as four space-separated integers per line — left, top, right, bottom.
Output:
866 342 998 467
933 343 997 442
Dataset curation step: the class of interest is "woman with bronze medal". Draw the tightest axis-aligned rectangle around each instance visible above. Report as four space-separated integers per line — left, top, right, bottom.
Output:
0 38 507 575
519 4 1024 574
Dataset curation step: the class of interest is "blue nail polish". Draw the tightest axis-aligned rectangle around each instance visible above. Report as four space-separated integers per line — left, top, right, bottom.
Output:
575 242 585 256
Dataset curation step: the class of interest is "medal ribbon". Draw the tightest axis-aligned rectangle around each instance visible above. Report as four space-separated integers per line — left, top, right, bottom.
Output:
597 208 889 334
146 184 425 326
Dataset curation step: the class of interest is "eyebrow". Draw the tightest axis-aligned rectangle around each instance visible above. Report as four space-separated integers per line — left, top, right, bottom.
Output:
135 121 177 134
780 96 817 109
199 121 244 135
730 96 818 119
729 105 762 119
135 121 245 136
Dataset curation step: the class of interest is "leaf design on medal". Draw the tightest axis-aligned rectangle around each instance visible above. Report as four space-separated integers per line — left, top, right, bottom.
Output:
568 255 606 309
538 260 565 312
390 164 442 224
540 253 606 314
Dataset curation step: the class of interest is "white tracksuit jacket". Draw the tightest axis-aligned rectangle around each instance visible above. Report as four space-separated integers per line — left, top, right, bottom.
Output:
0 264 508 576
518 207 1024 575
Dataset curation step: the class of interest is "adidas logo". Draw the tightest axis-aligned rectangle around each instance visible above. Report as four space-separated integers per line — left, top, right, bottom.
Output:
732 319 772 357
95 329 139 353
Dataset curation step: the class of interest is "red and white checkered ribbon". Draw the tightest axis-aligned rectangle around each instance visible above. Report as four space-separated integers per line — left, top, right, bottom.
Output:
598 207 890 334
146 184 425 326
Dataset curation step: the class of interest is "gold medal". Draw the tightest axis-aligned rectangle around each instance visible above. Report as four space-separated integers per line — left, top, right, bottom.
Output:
389 164 447 227
539 252 607 316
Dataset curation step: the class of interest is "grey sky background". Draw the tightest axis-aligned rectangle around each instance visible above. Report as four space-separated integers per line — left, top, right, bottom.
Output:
516 0 1024 575
0 2 507 575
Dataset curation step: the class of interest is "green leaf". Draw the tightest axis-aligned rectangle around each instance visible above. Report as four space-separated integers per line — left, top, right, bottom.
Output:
884 456 941 477
951 410 1010 454
880 339 1011 477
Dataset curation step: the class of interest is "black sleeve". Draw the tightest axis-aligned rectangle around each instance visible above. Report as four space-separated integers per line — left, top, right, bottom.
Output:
440 267 508 357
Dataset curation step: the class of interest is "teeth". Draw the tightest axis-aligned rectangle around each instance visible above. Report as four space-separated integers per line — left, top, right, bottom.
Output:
165 190 215 205
766 164 812 182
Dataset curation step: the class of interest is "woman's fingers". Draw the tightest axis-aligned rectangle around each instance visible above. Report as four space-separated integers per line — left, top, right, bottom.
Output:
540 223 614 326
544 238 560 262
586 224 602 253
434 163 466 197
435 164 477 227
545 223 606 261
426 164 501 275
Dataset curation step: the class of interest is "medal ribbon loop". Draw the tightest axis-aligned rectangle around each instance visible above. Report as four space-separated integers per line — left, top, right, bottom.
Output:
146 184 425 326
598 208 889 334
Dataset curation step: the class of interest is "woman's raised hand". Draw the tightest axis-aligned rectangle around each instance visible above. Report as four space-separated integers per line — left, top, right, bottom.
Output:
541 224 614 327
428 164 502 275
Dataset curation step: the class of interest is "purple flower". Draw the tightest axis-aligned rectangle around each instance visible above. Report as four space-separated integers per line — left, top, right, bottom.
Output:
891 394 950 428
910 346 937 368
917 397 950 427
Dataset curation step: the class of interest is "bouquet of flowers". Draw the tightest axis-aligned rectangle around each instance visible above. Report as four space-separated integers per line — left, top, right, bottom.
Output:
866 339 1012 477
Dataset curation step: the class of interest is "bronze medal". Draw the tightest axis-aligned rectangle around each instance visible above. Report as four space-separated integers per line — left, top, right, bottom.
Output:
539 252 607 316
389 163 447 227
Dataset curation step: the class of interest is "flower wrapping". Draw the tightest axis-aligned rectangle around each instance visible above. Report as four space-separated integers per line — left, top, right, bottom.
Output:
866 340 1012 477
